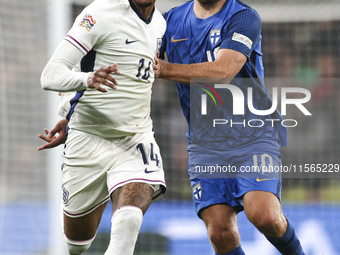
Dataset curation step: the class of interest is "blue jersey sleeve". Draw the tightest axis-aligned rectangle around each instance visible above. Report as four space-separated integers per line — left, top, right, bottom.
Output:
220 8 262 59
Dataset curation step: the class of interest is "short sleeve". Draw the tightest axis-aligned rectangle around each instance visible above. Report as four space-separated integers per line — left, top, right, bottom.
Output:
220 8 262 59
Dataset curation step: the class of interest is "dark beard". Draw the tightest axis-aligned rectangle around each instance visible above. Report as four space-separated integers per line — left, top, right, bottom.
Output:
197 0 222 8
135 0 154 8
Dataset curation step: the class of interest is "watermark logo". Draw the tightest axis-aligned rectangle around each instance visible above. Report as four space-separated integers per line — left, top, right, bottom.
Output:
201 84 311 116
199 82 223 114
198 82 312 128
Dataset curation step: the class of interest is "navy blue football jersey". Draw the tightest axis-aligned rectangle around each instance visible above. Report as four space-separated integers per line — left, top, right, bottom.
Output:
161 0 287 149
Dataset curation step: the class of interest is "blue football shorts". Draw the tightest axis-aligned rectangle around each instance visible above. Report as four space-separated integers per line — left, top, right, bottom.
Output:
189 138 282 216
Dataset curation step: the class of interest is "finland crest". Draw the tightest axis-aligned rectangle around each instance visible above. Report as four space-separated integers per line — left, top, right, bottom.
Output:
210 29 221 45
192 183 202 200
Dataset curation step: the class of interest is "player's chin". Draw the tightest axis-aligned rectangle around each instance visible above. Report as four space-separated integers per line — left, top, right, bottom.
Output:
134 0 155 8
197 0 222 6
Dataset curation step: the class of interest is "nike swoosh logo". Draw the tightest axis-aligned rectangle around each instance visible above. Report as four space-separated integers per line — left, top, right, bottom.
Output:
125 39 139 44
256 176 275 182
144 168 158 174
171 36 189 43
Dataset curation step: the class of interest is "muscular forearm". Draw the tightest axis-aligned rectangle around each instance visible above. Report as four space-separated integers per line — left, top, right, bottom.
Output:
157 49 246 84
41 40 89 92
160 61 232 84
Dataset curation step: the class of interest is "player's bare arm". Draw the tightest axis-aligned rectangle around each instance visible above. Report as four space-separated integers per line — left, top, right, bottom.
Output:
153 48 247 84
37 118 68 151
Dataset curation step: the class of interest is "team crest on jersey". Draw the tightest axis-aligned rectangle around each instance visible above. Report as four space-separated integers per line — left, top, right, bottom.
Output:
192 183 202 200
79 13 96 32
62 185 69 205
157 38 162 51
210 29 221 45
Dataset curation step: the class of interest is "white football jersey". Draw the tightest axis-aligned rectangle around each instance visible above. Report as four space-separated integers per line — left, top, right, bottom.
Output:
64 0 166 138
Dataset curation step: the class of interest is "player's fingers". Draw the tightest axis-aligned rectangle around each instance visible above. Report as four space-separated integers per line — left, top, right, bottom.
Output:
102 64 120 76
103 74 118 86
38 134 52 143
94 83 109 93
98 78 117 91
95 70 118 87
109 64 120 74
88 74 110 92
37 146 44 151
38 144 49 151
153 60 159 73
100 65 120 84
89 69 118 91
104 80 118 90
48 128 58 138
103 70 119 86
154 57 159 64
37 140 58 151
96 76 117 90
38 133 67 151
101 65 116 72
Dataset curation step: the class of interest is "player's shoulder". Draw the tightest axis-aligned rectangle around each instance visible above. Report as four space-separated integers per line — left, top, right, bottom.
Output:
163 0 193 20
153 7 166 22
153 8 167 29
88 0 129 9
83 0 129 19
232 0 261 22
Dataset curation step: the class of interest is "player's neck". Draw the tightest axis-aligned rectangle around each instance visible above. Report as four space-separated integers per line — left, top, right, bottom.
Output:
194 0 226 19
130 0 155 20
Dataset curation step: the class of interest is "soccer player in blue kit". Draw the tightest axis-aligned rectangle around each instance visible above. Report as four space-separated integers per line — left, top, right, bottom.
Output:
153 0 305 254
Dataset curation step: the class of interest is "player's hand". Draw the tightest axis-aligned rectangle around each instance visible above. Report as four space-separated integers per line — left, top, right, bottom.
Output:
37 119 68 151
153 57 164 78
87 64 120 93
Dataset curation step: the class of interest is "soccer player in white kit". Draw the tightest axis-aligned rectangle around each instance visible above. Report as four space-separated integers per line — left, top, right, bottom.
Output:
40 0 166 254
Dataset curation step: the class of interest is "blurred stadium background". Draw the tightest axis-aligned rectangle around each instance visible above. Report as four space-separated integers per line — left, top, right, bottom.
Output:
0 0 339 254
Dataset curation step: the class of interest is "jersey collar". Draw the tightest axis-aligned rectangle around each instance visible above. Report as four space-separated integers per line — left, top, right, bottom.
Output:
129 0 155 24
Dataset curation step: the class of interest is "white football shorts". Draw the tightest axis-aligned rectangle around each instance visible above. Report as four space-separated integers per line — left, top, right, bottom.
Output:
61 129 166 218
